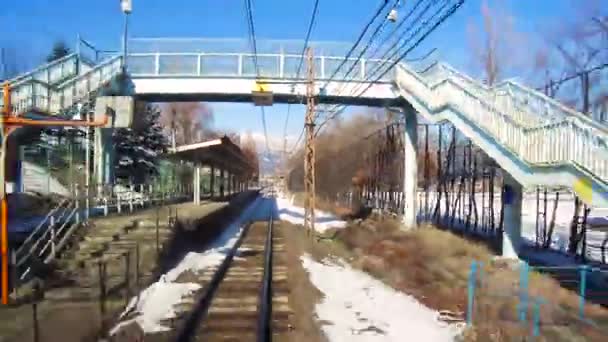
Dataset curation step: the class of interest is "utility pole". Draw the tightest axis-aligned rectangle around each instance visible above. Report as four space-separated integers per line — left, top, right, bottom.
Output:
304 48 316 235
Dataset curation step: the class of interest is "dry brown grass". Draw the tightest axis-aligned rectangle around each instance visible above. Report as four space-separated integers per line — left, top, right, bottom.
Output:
289 192 352 219
334 219 608 341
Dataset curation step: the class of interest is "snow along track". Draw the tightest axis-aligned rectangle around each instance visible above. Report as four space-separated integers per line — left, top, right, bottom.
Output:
175 202 291 341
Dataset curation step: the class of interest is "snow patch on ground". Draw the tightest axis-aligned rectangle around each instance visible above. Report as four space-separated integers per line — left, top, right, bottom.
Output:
110 221 248 335
416 191 608 263
276 196 347 233
110 281 200 334
301 254 462 341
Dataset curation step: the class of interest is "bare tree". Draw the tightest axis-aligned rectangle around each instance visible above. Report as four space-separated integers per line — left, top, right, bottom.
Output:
466 0 525 86
540 1 608 253
241 131 259 181
545 1 608 114
159 102 214 146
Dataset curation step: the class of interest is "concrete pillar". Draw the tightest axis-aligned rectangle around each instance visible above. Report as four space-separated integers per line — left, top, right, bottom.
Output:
193 165 201 204
210 165 216 199
402 109 418 229
227 172 232 195
220 168 225 198
502 173 523 259
94 128 114 187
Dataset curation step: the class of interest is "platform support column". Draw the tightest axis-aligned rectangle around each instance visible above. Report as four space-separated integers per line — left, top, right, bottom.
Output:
210 165 215 200
193 165 200 204
502 173 523 259
402 108 418 229
220 168 225 198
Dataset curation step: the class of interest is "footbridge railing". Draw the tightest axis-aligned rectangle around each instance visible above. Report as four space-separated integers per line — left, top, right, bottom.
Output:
126 38 396 81
396 63 608 186
0 56 122 116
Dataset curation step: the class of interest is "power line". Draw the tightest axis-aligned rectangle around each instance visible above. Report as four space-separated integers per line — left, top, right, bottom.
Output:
244 0 260 75
316 0 462 136
536 63 608 91
261 106 270 152
364 0 429 64
351 0 445 92
337 0 454 102
320 0 438 129
295 0 321 79
333 0 400 85
284 0 322 160
321 0 392 88
243 0 270 155
353 0 466 97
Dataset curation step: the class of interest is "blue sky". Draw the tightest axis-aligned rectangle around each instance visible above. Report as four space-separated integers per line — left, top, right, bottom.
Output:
2 0 581 150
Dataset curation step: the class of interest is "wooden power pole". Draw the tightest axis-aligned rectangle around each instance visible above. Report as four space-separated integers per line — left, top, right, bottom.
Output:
304 48 316 235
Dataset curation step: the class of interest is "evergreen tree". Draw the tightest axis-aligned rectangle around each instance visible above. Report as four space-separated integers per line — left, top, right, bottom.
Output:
46 41 71 63
114 103 168 184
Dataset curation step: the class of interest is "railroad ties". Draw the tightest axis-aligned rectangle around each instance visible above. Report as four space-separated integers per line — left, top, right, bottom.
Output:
195 221 291 341
172 216 292 342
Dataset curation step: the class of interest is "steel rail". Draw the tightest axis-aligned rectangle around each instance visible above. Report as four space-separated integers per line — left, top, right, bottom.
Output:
257 207 274 342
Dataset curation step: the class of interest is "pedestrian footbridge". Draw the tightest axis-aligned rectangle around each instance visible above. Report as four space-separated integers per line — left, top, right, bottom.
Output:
2 38 608 208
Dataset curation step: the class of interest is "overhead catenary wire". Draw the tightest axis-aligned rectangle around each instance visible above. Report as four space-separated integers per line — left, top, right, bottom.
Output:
243 0 270 156
283 0 322 162
332 0 401 87
315 0 463 136
353 0 466 97
321 0 392 88
315 48 437 136
364 0 429 65
317 0 439 133
296 1 466 150
536 63 608 91
336 0 458 105
345 0 447 96
244 0 260 76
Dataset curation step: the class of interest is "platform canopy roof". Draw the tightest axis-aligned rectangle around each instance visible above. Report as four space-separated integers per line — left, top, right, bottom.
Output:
166 136 252 175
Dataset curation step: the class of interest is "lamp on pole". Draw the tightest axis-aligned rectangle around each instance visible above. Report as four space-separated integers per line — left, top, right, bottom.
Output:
120 0 132 73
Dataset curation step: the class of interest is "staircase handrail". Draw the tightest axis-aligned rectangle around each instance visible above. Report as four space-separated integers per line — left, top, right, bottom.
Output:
419 62 608 135
395 63 608 181
14 198 71 256
16 201 74 267
3 53 79 87
1 55 123 116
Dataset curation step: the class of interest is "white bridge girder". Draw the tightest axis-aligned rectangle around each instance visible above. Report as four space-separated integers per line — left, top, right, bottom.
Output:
131 77 399 105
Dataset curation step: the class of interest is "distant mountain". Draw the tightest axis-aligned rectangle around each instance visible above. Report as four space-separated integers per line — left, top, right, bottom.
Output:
258 150 284 176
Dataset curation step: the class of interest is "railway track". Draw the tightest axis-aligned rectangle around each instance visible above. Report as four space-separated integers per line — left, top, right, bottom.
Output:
175 202 291 342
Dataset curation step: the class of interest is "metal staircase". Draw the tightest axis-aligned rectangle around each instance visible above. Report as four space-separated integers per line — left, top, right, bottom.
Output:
395 62 608 207
0 53 123 116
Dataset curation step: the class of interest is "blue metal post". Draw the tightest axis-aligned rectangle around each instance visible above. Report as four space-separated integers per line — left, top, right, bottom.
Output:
519 262 529 322
532 297 543 337
467 261 478 325
579 265 588 319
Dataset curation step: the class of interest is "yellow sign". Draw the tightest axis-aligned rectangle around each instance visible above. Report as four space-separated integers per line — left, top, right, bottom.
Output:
254 80 270 93
573 177 593 204
252 79 273 106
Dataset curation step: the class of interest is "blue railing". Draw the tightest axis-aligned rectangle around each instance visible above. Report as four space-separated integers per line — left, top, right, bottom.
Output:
467 260 608 338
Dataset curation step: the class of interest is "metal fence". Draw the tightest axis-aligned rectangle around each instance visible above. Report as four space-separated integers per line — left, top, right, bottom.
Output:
12 180 193 286
467 260 608 339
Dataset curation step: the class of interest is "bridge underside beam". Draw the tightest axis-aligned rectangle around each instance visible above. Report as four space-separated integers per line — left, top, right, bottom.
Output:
131 77 401 107
135 93 405 107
